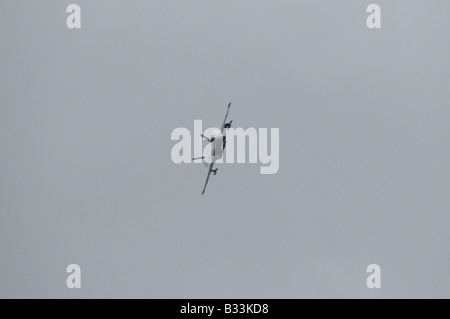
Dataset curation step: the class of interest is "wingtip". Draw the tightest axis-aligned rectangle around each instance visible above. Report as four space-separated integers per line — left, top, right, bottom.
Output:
228 102 231 107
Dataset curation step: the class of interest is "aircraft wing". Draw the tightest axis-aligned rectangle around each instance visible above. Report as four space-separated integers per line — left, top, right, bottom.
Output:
220 102 232 133
201 161 215 195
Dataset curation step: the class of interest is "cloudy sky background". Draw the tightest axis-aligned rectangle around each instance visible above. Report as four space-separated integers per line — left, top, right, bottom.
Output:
0 0 449 298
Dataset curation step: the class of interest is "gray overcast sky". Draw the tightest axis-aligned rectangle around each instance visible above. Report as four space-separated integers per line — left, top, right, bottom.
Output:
0 1 449 298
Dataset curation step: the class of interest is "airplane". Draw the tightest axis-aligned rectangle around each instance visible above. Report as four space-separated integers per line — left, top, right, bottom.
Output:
192 102 233 195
